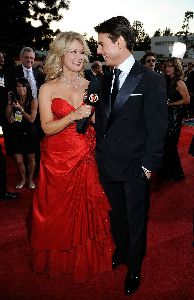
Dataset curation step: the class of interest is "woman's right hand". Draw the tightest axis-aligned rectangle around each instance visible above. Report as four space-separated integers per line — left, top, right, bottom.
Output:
73 104 92 120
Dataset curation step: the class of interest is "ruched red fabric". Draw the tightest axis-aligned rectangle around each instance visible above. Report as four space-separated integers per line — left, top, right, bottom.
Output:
30 98 114 282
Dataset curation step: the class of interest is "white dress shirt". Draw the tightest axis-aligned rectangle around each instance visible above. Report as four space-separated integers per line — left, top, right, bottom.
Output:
117 54 135 89
23 66 37 99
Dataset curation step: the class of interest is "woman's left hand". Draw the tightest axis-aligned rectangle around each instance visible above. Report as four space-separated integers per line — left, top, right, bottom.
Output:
12 101 23 111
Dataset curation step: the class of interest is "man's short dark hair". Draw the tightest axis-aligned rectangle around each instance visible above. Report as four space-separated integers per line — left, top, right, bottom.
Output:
91 61 101 70
94 16 137 51
141 51 156 65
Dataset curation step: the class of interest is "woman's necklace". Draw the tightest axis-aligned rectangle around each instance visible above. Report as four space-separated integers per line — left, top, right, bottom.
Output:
60 74 83 89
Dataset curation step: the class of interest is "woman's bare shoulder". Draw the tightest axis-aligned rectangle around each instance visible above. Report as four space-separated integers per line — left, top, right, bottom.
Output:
39 79 59 95
177 79 187 89
41 79 58 89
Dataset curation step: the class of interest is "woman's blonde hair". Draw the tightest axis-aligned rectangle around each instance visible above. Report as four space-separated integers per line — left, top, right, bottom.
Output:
44 31 90 81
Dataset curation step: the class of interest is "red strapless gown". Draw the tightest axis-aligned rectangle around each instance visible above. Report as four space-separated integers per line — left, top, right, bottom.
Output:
30 98 114 282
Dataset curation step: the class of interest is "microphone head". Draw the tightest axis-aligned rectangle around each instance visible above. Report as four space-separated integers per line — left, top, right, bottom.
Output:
85 78 101 104
76 77 101 134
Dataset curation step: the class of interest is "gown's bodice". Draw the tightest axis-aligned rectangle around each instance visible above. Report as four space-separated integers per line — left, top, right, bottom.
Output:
40 98 96 171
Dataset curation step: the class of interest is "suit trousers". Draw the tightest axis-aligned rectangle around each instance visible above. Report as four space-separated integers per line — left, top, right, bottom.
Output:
99 168 150 274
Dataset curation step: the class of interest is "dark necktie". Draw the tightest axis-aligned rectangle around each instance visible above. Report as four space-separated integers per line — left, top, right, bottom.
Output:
111 68 121 108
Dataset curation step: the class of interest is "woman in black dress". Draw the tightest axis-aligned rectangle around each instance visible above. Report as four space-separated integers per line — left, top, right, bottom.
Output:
160 57 190 181
6 77 38 189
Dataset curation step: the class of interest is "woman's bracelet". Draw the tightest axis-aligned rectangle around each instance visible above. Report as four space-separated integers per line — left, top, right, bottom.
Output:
20 108 24 113
67 112 74 124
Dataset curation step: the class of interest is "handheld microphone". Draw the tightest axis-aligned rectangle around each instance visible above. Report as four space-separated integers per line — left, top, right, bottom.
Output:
76 78 100 134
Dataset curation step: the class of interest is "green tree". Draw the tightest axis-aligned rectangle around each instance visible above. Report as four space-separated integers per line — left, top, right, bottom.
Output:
153 29 161 37
85 36 99 62
132 21 151 50
181 11 193 36
163 27 173 36
0 0 70 55
176 11 194 53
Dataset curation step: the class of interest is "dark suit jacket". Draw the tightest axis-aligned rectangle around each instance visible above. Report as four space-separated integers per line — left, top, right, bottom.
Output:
84 69 103 85
95 60 168 181
0 67 14 125
13 64 45 94
84 69 95 81
185 70 194 94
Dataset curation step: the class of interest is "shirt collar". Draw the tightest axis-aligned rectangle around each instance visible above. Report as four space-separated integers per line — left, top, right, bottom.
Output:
117 54 135 74
23 66 33 73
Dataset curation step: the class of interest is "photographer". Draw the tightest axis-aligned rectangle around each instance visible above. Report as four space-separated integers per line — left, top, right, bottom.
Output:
6 77 38 189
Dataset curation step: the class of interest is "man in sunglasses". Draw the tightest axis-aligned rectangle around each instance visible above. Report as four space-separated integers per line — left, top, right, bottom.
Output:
141 51 156 71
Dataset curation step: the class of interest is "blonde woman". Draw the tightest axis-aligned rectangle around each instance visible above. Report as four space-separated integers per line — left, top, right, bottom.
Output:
29 32 114 282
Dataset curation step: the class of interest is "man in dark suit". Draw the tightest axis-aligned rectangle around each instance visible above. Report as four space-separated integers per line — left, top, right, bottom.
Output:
94 16 168 295
0 144 19 201
0 54 19 199
13 47 45 172
14 47 44 98
184 62 194 117
84 60 103 82
0 51 16 155
14 47 45 136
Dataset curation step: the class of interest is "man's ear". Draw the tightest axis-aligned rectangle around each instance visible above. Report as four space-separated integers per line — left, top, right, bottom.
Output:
117 36 126 49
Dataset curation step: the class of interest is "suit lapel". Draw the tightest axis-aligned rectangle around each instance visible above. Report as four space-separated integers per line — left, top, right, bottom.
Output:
107 61 144 128
19 65 25 78
103 71 112 118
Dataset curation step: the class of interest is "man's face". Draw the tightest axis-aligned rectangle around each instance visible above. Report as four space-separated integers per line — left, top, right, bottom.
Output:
145 56 156 71
0 52 4 66
97 33 121 67
20 51 35 69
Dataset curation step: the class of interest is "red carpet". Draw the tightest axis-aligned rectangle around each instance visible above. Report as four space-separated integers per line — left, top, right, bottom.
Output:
0 126 194 300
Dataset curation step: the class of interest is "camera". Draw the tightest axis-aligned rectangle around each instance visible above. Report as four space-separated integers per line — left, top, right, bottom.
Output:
9 91 18 104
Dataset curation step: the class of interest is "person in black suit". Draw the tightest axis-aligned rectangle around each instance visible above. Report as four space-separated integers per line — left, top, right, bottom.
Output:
94 16 168 295
0 51 16 155
14 47 45 131
14 47 44 98
184 62 194 117
0 144 19 201
84 60 103 81
0 52 19 200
